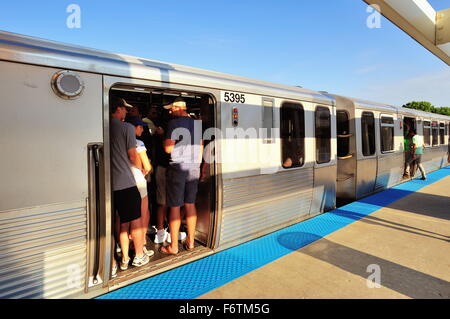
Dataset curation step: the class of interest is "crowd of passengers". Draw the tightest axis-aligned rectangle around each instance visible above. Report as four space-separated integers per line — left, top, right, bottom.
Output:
110 96 205 277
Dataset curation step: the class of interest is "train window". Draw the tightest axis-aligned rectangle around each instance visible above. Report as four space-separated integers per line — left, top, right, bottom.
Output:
337 111 350 157
361 112 376 156
281 102 305 168
423 121 431 146
380 116 394 153
432 121 439 146
315 106 331 164
439 123 445 145
262 98 275 143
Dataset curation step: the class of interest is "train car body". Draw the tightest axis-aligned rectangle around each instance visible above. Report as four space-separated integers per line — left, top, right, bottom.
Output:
332 94 450 201
0 31 448 298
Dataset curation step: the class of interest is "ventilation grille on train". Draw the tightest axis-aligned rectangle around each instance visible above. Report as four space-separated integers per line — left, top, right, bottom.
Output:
0 202 87 299
220 169 314 247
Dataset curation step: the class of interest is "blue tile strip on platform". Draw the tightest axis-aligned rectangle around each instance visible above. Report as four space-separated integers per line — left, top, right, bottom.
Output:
98 167 450 299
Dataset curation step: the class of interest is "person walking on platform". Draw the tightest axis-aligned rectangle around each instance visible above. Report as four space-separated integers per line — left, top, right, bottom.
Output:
403 130 412 178
410 129 427 181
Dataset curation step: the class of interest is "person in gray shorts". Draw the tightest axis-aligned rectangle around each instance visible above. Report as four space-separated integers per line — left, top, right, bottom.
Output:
159 98 203 255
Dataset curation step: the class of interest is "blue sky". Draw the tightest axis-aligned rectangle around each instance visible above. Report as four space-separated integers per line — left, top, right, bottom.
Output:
0 0 448 106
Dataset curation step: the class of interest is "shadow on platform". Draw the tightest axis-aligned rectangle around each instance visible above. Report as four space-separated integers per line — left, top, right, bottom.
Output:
277 232 450 299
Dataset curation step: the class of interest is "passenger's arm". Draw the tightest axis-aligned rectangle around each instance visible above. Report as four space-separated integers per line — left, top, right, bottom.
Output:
411 143 417 159
198 139 204 164
127 147 141 168
164 139 175 154
138 150 152 176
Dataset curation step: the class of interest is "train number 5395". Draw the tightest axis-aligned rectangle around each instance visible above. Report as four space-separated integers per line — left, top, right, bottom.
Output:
224 92 245 103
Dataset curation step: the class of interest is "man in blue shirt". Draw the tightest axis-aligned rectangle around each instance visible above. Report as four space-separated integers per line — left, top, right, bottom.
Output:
159 98 203 255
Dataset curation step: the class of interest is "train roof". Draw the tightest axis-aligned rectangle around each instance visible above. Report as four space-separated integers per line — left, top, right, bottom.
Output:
332 94 450 121
0 30 333 105
392 105 450 121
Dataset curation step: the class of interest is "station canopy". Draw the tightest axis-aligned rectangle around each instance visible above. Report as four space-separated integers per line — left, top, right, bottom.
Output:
364 0 450 66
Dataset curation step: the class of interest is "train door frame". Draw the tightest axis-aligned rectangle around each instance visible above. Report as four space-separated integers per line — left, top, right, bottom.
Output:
311 103 337 214
100 75 220 287
403 116 417 136
355 107 378 199
402 115 417 156
335 108 356 204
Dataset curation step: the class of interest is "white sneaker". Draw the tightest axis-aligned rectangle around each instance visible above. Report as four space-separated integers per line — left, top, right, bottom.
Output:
154 229 168 244
120 258 130 271
143 246 155 257
111 261 118 278
132 253 150 267
167 231 187 243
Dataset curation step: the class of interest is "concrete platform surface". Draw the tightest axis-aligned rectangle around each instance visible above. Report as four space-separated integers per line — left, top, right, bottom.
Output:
200 176 450 299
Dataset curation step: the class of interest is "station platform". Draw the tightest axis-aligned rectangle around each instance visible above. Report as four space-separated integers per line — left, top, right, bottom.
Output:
99 167 450 299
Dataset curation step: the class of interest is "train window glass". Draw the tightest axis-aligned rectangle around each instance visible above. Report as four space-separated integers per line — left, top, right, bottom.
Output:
337 111 350 157
315 106 331 164
262 99 274 142
380 116 394 153
439 123 445 145
432 121 439 146
281 102 305 168
361 112 376 156
423 121 431 146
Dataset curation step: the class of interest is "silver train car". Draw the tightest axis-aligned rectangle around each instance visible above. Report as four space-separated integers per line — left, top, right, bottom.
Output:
331 94 450 201
0 31 449 299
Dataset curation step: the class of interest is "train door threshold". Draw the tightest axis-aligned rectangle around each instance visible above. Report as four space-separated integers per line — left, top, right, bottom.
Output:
108 245 214 291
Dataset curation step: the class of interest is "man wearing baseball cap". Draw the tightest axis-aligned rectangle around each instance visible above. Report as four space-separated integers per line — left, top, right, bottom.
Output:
159 97 203 255
110 97 150 273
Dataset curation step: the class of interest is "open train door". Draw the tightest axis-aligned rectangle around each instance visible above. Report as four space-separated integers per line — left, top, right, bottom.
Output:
102 75 218 288
402 116 417 177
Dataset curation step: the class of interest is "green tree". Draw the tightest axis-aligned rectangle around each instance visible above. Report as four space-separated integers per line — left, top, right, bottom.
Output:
403 101 450 115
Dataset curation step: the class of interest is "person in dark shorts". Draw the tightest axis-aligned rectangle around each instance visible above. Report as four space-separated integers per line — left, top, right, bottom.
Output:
410 129 427 180
159 98 203 255
111 98 150 271
403 129 413 178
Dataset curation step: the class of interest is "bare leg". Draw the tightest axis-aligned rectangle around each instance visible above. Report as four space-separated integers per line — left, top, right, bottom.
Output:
119 222 130 262
184 203 197 249
114 212 120 244
410 162 417 178
161 206 181 254
403 161 410 176
130 218 145 257
418 164 426 178
157 204 167 230
141 196 150 245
